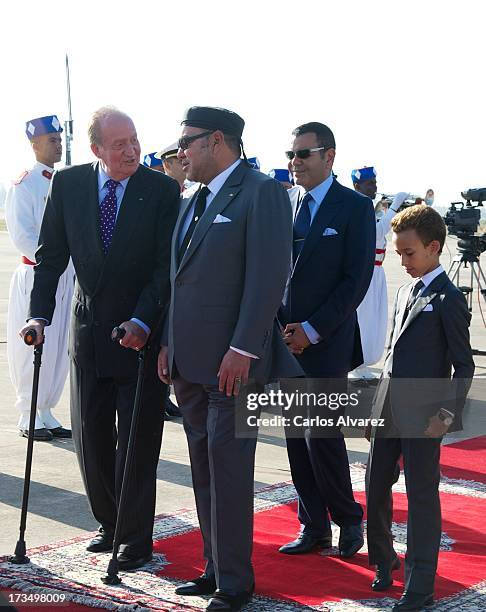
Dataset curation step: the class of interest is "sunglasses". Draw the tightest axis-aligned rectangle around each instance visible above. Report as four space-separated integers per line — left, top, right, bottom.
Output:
178 130 214 151
285 146 328 160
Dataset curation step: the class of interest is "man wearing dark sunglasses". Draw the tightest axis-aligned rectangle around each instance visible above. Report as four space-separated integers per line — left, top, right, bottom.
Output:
278 122 376 560
158 106 302 611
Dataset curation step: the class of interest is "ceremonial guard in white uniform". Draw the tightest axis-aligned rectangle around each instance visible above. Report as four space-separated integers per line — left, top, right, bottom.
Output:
5 115 73 441
349 166 408 379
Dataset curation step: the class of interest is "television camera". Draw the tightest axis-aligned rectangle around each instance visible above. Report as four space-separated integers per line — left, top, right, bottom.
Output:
443 188 486 259
444 189 486 353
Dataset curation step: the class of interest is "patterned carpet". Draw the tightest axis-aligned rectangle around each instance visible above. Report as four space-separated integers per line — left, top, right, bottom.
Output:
0 437 485 611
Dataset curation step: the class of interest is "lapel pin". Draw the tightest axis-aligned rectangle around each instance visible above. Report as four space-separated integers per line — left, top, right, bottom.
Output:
229 193 234 197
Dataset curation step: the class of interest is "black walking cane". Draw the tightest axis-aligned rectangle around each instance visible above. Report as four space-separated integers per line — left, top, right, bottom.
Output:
102 326 147 585
9 329 43 565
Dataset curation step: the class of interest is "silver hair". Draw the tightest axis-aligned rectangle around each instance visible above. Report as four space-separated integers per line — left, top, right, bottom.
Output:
88 106 132 146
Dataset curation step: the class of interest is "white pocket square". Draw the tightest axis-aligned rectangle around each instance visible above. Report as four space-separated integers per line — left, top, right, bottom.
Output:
322 227 338 236
213 214 232 224
423 304 433 312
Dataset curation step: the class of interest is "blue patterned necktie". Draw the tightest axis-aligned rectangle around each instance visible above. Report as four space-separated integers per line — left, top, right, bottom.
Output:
293 193 312 260
99 179 119 254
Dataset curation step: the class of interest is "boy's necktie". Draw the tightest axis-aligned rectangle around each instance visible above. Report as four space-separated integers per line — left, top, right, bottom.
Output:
401 280 424 328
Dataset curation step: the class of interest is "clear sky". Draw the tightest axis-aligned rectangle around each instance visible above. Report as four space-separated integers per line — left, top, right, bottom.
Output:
1 0 485 207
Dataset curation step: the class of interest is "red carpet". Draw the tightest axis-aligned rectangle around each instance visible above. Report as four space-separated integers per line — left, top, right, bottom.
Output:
440 435 486 483
156 484 486 607
1 436 485 610
153 435 486 609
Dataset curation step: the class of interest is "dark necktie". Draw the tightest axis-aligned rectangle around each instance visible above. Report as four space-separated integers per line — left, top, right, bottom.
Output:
178 186 210 264
293 193 312 261
401 279 424 328
99 179 119 254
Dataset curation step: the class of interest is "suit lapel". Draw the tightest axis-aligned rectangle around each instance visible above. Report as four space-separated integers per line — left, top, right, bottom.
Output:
398 294 436 338
171 188 199 276
105 166 149 265
80 162 105 273
288 187 299 222
282 188 300 303
396 272 448 341
176 163 246 274
95 165 150 291
393 284 412 344
293 180 341 276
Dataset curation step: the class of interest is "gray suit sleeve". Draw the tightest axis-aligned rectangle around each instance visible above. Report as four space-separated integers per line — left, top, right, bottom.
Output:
230 180 292 358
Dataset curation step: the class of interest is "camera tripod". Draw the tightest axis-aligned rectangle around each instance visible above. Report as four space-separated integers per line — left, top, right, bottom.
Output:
447 249 486 356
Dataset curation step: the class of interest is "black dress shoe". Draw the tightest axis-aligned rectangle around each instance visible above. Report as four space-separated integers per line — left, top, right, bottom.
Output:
117 552 152 571
19 428 53 441
49 426 72 438
165 397 182 418
338 523 364 558
86 532 113 553
392 591 434 611
175 574 217 596
279 533 333 554
371 555 401 591
206 589 253 611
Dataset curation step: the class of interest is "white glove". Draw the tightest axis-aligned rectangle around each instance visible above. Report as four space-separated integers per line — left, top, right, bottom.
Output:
390 192 410 212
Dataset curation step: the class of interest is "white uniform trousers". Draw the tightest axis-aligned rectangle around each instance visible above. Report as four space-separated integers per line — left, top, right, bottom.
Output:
7 263 74 429
349 265 388 379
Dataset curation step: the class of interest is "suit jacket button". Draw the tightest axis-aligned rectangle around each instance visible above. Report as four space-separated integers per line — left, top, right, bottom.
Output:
94 321 100 326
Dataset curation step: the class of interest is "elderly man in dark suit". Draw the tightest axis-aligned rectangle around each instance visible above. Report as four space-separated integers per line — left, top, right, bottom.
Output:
20 106 179 571
158 106 302 612
278 122 376 558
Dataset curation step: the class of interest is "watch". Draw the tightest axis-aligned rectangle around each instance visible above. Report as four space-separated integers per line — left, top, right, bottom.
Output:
438 409 453 427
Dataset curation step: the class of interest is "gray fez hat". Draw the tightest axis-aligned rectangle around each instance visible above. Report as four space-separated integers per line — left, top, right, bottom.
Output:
181 106 245 138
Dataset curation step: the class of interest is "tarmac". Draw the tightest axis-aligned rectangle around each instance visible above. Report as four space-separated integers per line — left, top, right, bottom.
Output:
0 228 485 557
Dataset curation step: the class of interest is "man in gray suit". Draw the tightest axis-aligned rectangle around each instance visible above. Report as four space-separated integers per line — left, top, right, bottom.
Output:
158 106 302 612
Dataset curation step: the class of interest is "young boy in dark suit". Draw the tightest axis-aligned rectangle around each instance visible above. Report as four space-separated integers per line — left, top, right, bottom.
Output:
365 205 475 611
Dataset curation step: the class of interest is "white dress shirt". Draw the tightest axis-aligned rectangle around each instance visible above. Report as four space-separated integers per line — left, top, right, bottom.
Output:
417 264 444 294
